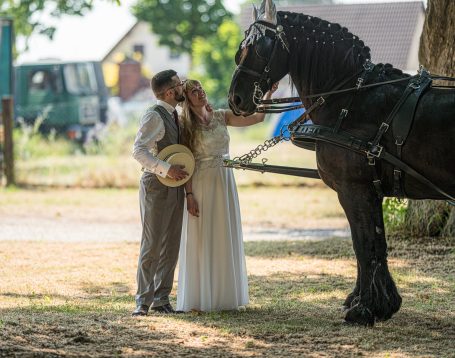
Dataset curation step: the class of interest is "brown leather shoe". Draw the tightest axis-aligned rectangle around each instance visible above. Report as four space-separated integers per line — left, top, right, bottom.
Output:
132 304 149 316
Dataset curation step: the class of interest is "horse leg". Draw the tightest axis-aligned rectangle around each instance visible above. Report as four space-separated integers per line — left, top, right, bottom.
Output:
337 184 402 325
343 262 360 309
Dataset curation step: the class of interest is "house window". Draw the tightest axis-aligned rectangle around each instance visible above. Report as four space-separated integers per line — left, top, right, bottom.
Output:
133 44 144 56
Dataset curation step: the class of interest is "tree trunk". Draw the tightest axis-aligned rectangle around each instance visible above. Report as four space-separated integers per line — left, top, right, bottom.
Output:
405 0 455 237
419 0 455 75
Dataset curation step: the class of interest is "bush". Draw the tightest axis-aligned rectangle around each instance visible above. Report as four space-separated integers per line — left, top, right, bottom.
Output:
382 198 408 234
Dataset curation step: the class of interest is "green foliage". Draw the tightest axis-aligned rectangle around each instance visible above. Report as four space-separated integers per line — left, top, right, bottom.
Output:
382 198 408 233
403 200 453 238
0 0 119 54
14 110 75 160
14 117 137 160
83 121 138 157
190 19 242 107
132 0 231 55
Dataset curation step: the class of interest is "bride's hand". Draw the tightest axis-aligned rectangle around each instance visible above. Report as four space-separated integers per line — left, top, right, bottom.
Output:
269 82 279 94
263 82 279 100
187 195 200 217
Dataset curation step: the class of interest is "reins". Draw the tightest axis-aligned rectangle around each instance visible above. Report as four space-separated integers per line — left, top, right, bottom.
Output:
256 74 455 113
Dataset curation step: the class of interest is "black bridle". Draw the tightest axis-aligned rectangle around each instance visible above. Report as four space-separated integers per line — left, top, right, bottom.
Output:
233 20 291 108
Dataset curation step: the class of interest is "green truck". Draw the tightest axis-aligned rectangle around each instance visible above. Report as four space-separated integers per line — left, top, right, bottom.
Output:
1 17 109 142
14 60 109 140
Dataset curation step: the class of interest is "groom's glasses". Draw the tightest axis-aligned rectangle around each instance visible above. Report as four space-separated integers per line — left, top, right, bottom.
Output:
158 80 186 95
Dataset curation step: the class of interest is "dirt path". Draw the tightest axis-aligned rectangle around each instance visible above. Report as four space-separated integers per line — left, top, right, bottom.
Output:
0 188 349 242
0 215 349 242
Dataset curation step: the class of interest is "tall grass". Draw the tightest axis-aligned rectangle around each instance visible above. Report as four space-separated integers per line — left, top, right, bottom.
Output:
14 115 141 188
14 109 76 160
13 113 310 188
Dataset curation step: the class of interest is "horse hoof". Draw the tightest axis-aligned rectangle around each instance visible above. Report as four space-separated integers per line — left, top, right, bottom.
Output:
344 304 375 327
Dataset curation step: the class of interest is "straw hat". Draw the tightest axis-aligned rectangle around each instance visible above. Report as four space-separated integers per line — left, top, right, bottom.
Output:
156 144 195 187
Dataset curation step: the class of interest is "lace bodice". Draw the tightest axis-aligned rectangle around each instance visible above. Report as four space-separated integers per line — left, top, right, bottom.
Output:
193 110 230 168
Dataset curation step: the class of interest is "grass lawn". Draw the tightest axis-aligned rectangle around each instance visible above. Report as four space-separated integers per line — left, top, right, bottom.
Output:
0 237 454 357
1 126 454 356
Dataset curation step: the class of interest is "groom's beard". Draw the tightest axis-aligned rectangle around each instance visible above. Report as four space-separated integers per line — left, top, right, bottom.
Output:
174 90 185 103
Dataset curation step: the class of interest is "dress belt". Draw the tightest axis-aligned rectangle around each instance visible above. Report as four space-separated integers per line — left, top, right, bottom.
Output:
196 153 230 162
142 154 230 173
142 167 154 174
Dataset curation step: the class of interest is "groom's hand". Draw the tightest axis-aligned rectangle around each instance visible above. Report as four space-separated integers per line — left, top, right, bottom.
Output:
167 165 188 180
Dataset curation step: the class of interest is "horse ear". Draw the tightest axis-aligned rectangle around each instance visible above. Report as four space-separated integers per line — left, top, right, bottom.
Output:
261 0 277 25
252 4 258 21
265 0 277 24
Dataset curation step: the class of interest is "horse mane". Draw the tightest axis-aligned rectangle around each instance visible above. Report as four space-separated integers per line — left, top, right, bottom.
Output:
278 11 374 95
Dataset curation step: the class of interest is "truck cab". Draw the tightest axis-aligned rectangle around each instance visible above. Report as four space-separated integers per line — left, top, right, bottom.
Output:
14 61 109 140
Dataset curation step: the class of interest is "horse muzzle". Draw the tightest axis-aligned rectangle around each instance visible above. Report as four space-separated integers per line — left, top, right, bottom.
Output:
228 93 256 117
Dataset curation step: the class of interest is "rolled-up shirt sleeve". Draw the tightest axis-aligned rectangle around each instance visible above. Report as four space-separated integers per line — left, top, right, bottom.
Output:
132 110 171 178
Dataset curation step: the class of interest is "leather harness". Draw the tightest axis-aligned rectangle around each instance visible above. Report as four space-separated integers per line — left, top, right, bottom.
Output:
291 67 455 201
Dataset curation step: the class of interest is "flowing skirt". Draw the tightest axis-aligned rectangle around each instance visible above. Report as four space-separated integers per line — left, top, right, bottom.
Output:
176 165 249 312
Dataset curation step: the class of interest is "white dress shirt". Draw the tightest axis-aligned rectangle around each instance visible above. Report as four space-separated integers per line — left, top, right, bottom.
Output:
132 100 176 178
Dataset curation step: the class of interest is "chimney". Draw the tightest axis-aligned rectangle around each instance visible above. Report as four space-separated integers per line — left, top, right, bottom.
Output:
118 58 142 101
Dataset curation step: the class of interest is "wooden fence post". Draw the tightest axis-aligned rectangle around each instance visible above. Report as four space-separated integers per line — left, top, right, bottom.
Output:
1 96 15 186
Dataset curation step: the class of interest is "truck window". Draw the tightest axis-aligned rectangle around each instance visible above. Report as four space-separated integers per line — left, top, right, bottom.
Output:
63 63 98 95
29 70 54 93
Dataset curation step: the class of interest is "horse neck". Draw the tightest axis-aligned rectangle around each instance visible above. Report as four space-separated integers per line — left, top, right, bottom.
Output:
278 11 371 98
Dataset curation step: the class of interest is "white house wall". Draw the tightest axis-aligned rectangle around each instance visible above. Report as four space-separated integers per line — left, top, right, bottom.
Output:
406 12 425 73
104 22 190 77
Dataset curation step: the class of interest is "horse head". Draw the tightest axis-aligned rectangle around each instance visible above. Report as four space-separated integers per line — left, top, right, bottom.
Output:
229 0 372 116
229 0 291 116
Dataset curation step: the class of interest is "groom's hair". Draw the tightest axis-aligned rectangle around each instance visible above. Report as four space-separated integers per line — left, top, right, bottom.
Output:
151 69 177 98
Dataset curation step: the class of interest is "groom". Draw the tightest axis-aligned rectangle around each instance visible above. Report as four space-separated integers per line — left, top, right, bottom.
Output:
132 69 188 316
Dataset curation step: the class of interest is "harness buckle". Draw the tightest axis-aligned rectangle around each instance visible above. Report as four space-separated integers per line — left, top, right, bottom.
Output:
316 97 325 106
356 77 364 89
409 81 420 90
379 122 389 133
366 144 383 159
395 137 404 146
340 108 349 118
367 153 376 166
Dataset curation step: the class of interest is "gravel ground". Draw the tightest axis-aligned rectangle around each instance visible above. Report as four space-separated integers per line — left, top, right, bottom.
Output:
0 215 350 242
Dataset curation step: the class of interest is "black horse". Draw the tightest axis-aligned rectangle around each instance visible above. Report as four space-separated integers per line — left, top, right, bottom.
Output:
228 0 455 326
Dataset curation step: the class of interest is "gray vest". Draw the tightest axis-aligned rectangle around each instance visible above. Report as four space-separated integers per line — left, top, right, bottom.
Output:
142 105 182 192
154 105 179 150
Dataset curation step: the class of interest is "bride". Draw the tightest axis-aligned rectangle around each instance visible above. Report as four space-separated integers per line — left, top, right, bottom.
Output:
176 79 277 312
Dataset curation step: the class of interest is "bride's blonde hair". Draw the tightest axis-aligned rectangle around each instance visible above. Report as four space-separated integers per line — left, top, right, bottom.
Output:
180 79 208 152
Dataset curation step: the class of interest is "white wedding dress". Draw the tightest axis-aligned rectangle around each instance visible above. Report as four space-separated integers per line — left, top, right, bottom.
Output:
176 109 249 312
